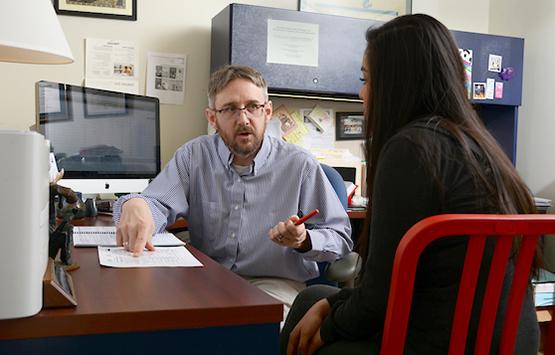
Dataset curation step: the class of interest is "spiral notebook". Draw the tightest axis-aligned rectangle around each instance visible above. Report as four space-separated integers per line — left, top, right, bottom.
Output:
72 226 185 247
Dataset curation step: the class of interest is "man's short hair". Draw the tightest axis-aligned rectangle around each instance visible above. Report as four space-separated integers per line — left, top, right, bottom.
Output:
208 65 268 108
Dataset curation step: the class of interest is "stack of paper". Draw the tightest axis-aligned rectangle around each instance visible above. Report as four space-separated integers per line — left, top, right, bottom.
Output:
534 196 552 209
534 269 555 307
72 226 203 268
534 282 555 307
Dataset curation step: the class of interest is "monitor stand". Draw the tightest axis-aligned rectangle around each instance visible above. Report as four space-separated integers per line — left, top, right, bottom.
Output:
78 193 119 216
94 198 116 213
84 198 98 217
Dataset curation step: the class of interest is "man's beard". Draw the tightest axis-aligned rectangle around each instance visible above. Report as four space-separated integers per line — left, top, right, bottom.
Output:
218 123 265 160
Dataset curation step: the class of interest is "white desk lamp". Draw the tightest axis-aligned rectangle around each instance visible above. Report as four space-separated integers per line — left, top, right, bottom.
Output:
0 0 73 319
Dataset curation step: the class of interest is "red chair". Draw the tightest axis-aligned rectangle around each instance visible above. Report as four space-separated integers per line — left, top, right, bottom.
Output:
380 214 555 355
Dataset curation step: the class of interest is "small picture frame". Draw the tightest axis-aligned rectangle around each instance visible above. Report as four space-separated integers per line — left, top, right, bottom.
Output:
43 259 77 308
473 82 487 100
336 112 365 140
54 0 137 21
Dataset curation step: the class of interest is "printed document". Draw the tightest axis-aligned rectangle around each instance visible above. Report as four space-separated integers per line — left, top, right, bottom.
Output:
73 226 185 247
85 38 139 94
146 52 187 105
267 19 319 67
98 246 203 268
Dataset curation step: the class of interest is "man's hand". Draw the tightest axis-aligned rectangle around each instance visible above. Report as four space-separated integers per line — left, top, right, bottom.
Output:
269 215 312 252
287 299 330 355
116 198 156 257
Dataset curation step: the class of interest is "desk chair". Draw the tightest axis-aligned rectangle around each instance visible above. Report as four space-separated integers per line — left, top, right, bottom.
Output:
305 165 361 287
321 164 348 210
380 214 555 355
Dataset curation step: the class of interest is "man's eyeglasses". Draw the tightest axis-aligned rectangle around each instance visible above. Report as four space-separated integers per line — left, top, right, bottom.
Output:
212 102 267 119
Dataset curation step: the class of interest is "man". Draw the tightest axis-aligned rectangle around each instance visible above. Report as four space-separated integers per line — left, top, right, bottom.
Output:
114 65 352 320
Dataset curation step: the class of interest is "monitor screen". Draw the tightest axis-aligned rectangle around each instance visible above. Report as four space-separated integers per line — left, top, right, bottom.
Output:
36 81 160 195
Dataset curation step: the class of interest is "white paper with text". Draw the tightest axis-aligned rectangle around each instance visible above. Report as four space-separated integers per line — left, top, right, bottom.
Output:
98 246 203 268
85 38 139 94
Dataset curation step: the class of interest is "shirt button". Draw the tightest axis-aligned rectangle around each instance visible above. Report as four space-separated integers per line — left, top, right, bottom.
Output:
231 233 236 238
234 205 239 210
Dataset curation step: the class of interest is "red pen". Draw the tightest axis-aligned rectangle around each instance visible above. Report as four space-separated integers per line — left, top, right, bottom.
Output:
294 209 320 226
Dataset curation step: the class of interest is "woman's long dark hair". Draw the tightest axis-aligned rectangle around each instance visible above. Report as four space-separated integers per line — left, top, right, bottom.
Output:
357 14 537 265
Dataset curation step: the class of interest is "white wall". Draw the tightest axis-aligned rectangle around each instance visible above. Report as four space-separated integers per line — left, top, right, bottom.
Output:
413 0 490 33
0 0 494 167
489 0 555 201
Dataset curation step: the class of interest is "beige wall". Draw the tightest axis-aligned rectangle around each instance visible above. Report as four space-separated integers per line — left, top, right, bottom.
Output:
413 0 490 32
489 0 555 202
0 0 492 168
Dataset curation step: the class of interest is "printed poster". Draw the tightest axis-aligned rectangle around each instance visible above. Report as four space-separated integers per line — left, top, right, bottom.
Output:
267 19 319 67
85 38 139 94
146 52 187 105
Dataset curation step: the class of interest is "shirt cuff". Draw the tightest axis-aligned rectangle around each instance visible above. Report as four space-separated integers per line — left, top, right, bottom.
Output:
294 230 338 261
112 194 168 232
112 193 142 225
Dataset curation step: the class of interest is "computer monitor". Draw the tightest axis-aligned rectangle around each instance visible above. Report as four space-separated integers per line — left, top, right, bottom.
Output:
36 81 160 195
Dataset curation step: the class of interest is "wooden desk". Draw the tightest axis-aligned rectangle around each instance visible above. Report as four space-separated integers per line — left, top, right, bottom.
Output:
347 209 367 220
0 217 282 355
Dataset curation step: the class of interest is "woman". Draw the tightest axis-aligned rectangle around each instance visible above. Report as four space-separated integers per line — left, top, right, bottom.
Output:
281 14 539 355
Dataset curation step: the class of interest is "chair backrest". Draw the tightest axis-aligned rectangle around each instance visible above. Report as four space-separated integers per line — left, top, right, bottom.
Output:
380 214 555 355
305 164 350 287
321 164 348 211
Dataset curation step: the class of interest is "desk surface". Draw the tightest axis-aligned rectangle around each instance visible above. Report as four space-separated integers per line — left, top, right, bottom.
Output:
0 216 282 341
347 209 367 220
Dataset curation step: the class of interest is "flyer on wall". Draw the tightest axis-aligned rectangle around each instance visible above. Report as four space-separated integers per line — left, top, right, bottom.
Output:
85 38 139 94
146 52 187 105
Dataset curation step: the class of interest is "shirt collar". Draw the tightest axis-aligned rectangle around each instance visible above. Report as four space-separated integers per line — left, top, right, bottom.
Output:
252 133 271 174
215 133 272 175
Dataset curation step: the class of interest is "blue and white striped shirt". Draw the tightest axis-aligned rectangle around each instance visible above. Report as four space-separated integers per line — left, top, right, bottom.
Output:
114 134 352 282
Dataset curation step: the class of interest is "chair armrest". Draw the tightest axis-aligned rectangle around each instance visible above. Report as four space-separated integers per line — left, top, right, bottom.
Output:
325 251 362 285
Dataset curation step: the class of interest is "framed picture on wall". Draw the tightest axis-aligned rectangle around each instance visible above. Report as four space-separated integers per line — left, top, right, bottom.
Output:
299 0 411 21
336 112 365 140
54 0 137 21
